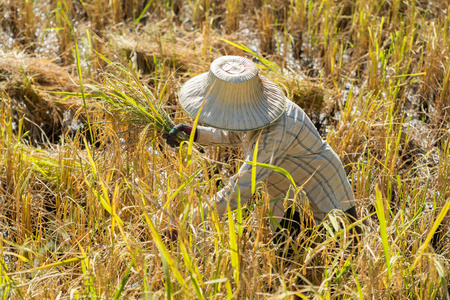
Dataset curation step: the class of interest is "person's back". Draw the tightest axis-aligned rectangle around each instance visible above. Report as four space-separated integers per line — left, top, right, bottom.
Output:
262 100 355 223
196 99 355 225
163 55 359 235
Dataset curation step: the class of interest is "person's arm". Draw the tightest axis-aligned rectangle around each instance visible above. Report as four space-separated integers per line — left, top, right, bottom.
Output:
202 128 288 218
195 126 243 147
163 124 243 148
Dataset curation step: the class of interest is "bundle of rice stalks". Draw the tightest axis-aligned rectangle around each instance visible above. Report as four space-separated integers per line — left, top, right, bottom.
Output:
90 55 186 142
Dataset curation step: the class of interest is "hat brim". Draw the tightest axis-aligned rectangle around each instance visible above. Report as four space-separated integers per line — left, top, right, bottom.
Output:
179 72 286 131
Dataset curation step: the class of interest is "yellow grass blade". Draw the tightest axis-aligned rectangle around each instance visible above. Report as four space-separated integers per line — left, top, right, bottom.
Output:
227 200 240 288
244 160 297 189
187 81 216 164
6 257 86 276
375 185 392 281
167 168 202 204
412 198 450 269
138 195 186 287
251 136 260 195
1 252 28 263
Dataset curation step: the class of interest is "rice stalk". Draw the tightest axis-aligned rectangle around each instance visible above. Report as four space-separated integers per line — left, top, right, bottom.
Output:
22 0 35 43
54 0 74 64
178 238 205 299
90 54 183 140
134 0 154 27
227 200 240 289
374 186 392 281
112 251 137 300
110 0 121 23
226 0 240 33
82 136 124 227
257 0 274 54
412 198 450 270
138 192 187 288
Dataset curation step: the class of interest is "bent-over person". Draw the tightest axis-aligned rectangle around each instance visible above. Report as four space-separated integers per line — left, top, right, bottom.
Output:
164 56 359 251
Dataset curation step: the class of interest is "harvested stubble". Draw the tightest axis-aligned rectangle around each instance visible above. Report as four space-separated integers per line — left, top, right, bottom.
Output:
0 52 83 144
110 29 249 72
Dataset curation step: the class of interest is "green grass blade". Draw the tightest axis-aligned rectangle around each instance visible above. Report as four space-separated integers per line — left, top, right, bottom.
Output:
138 195 186 286
236 184 243 238
251 136 260 195
57 7 94 154
113 252 137 300
160 252 172 299
179 240 205 299
227 200 240 288
219 38 280 73
167 168 202 204
187 81 216 164
375 186 392 281
134 0 154 26
6 257 86 275
83 137 124 226
243 160 297 189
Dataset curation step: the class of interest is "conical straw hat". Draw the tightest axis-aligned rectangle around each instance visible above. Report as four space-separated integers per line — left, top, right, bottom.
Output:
179 56 286 131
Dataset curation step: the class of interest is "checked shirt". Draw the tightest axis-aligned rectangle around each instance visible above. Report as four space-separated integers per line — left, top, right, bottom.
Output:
196 99 355 226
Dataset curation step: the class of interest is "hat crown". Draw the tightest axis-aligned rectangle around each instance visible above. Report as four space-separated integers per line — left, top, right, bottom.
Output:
179 55 286 131
210 56 258 83
222 62 245 74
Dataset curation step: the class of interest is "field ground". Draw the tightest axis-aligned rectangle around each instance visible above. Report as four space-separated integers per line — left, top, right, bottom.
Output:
1 0 450 299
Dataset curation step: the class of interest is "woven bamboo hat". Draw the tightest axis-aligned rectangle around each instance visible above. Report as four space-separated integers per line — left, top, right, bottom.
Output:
179 56 286 131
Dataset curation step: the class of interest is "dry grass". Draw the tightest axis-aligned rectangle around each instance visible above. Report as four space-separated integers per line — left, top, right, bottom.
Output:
1 0 450 299
0 52 83 144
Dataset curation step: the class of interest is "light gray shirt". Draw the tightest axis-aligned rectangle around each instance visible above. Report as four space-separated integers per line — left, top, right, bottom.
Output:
196 99 355 225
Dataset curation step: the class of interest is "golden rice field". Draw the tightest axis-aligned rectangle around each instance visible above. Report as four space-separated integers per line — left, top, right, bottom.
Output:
1 0 450 299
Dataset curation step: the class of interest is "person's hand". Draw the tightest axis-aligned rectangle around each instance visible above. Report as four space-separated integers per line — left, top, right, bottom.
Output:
162 124 196 148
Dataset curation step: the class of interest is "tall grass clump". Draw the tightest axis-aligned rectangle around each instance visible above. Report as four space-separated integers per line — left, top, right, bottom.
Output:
90 55 189 145
1 0 450 299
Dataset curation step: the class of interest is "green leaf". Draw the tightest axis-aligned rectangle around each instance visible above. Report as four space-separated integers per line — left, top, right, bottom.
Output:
227 200 240 288
243 160 297 189
134 0 154 26
218 38 280 73
375 186 391 281
113 252 138 300
204 278 228 285
251 137 259 195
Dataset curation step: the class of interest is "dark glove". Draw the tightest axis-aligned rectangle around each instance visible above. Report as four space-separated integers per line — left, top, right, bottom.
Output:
162 124 197 148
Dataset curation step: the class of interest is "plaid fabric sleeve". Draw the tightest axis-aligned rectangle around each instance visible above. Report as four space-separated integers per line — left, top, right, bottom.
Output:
196 126 242 147
211 129 289 217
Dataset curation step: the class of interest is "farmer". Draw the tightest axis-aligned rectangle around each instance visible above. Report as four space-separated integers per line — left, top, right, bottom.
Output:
163 55 359 246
